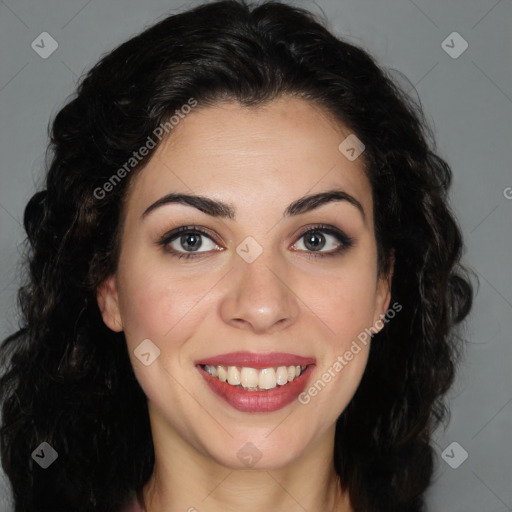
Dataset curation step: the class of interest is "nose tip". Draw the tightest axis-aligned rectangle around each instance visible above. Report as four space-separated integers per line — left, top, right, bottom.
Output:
219 259 299 335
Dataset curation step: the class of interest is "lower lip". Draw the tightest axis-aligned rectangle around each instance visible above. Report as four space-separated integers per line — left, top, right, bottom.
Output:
197 364 315 413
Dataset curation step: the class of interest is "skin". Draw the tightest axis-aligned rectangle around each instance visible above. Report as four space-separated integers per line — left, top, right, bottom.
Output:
97 96 392 512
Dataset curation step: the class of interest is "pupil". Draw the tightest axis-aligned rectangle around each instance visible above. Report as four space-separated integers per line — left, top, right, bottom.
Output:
305 232 325 251
181 233 202 251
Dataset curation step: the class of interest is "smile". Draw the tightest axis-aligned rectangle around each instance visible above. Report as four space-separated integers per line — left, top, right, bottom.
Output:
195 352 316 413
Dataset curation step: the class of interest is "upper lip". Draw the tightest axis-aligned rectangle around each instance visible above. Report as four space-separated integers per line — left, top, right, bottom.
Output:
195 351 316 369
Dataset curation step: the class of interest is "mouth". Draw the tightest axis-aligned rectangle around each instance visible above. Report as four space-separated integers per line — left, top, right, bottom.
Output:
195 352 316 413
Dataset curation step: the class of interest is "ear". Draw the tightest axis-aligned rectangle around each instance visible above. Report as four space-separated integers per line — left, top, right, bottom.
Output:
372 251 395 330
96 274 123 332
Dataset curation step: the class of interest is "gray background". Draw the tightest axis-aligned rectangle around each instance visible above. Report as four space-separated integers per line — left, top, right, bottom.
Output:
0 0 511 510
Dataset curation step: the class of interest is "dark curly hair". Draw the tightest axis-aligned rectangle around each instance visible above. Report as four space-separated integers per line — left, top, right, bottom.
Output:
0 1 473 511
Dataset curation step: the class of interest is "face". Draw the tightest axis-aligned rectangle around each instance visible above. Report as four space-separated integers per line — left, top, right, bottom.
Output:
97 96 392 470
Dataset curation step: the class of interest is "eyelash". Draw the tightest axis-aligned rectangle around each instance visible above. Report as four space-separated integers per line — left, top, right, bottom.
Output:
157 224 354 260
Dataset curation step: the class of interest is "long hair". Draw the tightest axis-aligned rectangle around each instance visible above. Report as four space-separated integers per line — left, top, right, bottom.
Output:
0 1 473 511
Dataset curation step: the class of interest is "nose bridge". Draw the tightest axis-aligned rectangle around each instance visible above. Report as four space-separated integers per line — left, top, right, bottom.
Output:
219 245 299 334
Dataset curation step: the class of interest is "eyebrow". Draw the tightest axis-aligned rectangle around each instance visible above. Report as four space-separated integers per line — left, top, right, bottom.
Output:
141 188 365 221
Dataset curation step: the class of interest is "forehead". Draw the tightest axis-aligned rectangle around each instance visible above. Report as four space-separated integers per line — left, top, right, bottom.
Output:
123 96 373 224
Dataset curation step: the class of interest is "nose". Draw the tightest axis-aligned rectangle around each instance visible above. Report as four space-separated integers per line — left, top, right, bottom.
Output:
219 251 300 335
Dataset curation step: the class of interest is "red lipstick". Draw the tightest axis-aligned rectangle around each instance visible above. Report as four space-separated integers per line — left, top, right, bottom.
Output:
195 351 316 369
195 352 316 413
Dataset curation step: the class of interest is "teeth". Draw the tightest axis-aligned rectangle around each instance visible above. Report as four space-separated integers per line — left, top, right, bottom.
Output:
259 368 276 389
227 366 241 385
241 367 259 388
203 364 306 391
217 365 227 382
276 366 288 385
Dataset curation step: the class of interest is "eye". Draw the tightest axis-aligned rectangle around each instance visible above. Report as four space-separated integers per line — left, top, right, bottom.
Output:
158 224 353 261
158 226 222 259
290 225 354 258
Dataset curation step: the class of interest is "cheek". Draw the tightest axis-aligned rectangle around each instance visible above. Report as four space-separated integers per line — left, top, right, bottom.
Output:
298 266 376 416
304 262 379 346
115 264 198 399
115 258 194 347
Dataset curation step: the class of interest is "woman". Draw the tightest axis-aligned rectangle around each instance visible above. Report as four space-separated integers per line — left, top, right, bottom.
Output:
0 1 473 511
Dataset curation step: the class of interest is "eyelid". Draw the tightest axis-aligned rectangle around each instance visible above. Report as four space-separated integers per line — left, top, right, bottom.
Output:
158 225 223 245
292 223 350 242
